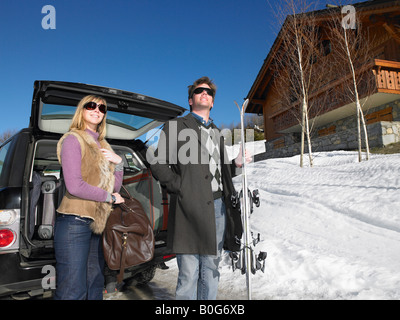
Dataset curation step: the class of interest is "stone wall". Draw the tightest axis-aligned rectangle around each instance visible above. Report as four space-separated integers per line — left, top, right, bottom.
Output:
256 99 400 160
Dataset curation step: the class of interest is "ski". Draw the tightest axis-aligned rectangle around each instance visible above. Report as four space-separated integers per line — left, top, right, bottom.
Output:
232 99 266 300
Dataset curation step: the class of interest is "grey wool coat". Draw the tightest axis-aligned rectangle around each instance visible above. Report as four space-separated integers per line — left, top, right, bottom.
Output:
149 113 243 255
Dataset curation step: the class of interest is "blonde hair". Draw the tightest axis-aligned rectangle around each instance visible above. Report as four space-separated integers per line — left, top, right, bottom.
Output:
69 95 107 140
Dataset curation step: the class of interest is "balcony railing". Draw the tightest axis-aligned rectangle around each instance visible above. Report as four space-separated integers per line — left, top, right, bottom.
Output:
271 59 400 132
373 59 400 93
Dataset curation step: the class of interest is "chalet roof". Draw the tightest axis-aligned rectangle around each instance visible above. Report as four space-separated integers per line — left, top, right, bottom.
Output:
245 0 400 114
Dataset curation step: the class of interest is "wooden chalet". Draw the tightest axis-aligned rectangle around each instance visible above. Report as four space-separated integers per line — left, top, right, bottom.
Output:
246 0 400 155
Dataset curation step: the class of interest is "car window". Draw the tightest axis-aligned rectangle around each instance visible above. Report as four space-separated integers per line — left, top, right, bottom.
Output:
40 103 155 139
112 145 146 174
0 140 11 179
31 140 61 181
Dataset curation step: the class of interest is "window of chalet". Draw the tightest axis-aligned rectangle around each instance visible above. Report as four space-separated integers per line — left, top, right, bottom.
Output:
366 107 393 124
321 39 331 56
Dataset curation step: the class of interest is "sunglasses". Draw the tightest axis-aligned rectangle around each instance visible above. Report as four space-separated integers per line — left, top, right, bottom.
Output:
192 87 214 97
83 101 107 114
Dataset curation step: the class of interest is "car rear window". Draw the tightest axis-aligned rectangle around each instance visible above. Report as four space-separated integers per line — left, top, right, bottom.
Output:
40 103 155 139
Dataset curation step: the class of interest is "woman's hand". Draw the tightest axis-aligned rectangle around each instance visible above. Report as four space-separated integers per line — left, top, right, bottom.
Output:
101 148 122 164
111 192 125 204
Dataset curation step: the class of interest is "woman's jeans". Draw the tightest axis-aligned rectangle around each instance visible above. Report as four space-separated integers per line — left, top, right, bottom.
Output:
53 214 104 300
175 198 226 300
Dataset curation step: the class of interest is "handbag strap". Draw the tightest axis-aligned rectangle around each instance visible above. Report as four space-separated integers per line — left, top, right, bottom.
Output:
115 186 133 283
117 232 128 283
120 185 133 200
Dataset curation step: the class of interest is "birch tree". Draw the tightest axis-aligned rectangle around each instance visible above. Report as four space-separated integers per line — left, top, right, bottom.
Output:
271 0 325 167
327 4 373 161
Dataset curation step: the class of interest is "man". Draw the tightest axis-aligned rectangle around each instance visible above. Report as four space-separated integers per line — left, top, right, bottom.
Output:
150 76 249 300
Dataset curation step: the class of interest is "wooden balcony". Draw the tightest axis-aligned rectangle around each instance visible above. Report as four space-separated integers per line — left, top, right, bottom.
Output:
271 59 400 132
373 59 400 93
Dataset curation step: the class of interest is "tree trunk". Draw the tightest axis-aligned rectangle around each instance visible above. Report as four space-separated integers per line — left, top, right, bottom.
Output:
344 27 370 161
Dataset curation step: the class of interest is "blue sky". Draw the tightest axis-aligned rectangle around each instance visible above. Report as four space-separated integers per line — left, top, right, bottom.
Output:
0 0 338 134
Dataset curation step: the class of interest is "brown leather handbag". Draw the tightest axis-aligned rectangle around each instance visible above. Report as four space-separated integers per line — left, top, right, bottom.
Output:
102 186 155 283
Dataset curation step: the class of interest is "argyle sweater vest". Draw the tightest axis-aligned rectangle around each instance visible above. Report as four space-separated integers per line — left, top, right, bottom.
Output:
199 124 223 193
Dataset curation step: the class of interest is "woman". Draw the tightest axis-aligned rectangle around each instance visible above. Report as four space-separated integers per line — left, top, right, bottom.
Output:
54 95 124 300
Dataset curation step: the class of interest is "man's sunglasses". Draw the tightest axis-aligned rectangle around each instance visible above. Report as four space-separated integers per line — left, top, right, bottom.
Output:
193 87 214 97
83 101 107 114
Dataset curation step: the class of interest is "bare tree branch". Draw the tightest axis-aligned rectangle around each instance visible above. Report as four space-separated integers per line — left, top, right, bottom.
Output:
326 4 375 161
271 0 328 167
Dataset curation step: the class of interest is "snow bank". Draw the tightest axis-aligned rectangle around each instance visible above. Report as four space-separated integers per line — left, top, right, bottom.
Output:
219 148 400 300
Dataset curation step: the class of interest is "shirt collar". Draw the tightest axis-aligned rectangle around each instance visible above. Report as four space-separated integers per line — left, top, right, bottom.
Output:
85 128 100 140
190 112 213 127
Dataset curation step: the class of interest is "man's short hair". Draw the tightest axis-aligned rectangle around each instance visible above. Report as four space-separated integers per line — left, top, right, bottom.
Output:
188 76 217 101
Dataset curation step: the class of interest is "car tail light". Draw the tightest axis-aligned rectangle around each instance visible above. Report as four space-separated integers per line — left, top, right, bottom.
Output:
163 254 176 260
0 209 18 225
0 229 15 248
0 209 20 251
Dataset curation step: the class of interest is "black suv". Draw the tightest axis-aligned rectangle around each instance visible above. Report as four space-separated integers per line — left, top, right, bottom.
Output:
0 81 185 299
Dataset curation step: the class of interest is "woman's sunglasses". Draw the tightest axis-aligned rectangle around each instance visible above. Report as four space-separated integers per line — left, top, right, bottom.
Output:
192 87 214 97
83 101 107 114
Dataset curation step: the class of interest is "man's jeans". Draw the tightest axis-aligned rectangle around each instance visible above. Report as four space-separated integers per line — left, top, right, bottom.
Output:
176 197 226 300
53 214 104 300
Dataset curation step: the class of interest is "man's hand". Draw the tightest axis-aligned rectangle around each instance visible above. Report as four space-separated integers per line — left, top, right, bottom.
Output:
235 147 252 168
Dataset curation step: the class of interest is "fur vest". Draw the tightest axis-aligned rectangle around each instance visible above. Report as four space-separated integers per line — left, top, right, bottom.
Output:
57 129 115 234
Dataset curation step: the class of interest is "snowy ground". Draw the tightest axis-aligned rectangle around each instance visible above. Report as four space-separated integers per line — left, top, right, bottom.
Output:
108 143 400 300
220 143 400 300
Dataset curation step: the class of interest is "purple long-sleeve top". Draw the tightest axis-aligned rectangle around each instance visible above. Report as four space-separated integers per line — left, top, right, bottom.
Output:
60 129 123 202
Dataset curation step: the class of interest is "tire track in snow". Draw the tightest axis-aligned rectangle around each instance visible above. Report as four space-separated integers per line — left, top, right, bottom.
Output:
263 184 400 235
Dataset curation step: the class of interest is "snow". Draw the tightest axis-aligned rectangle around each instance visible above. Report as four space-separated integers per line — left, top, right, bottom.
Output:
109 141 400 300
216 141 400 299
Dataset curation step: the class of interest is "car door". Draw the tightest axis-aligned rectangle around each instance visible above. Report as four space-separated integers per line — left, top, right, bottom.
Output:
30 80 186 140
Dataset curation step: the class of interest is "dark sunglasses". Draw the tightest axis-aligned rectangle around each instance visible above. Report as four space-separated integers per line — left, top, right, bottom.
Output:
83 101 107 114
193 87 214 97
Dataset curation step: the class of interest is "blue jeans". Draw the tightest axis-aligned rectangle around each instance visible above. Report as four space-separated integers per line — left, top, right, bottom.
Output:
175 198 226 300
53 214 104 300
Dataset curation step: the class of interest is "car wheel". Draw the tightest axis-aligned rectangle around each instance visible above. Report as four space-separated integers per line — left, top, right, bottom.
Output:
133 265 157 286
